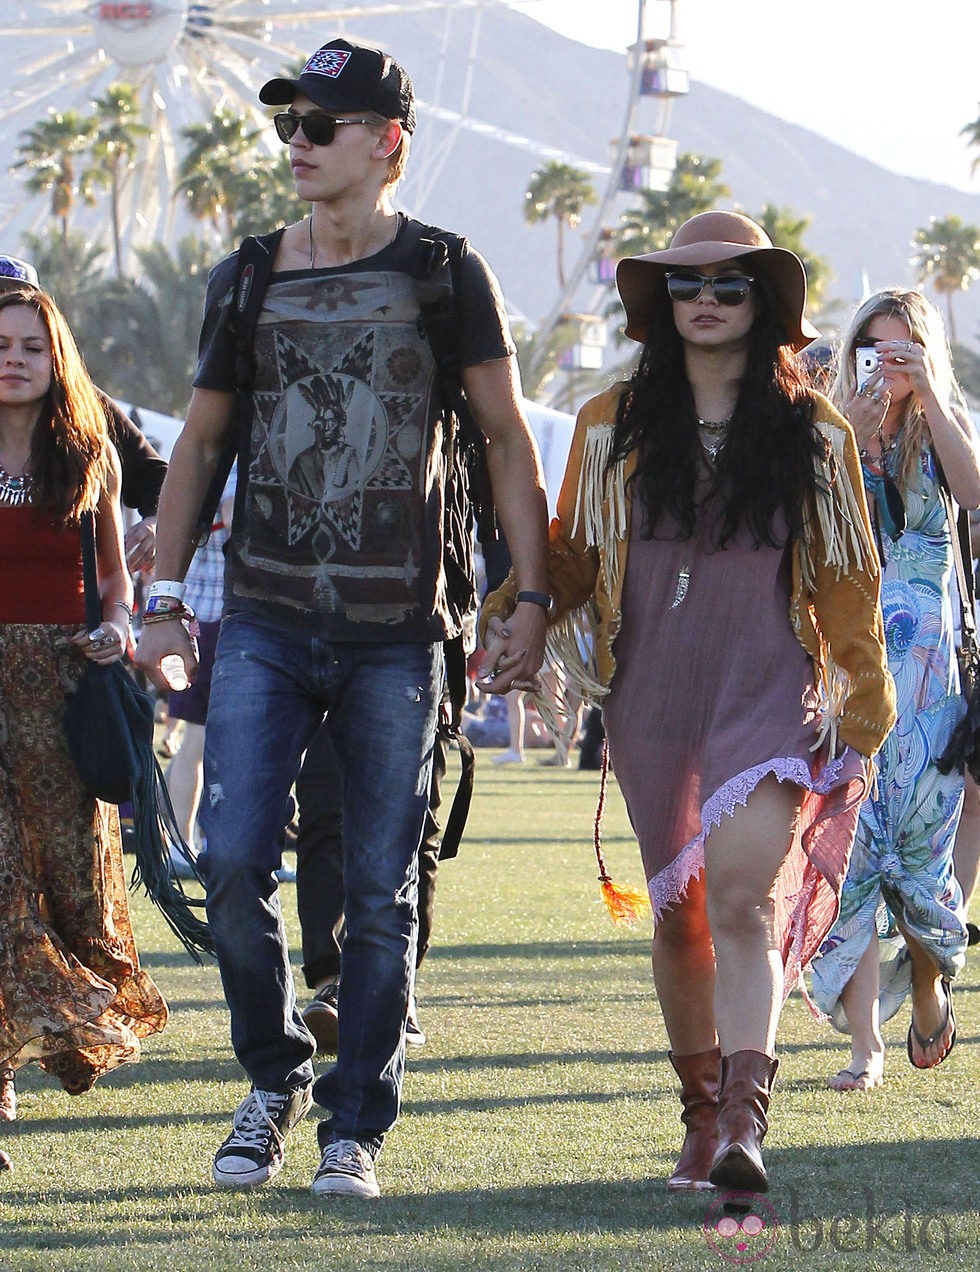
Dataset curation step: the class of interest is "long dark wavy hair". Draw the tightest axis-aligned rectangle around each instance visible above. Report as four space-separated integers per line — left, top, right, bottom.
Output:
0 288 109 522
610 267 827 548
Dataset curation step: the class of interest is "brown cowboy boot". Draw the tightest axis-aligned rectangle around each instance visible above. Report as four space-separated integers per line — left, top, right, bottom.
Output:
666 1047 721 1191
708 1050 779 1193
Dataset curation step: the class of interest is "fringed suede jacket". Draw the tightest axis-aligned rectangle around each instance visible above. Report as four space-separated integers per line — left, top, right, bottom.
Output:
481 384 897 759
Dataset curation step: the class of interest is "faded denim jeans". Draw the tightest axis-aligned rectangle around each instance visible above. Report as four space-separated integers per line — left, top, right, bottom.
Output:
199 609 441 1146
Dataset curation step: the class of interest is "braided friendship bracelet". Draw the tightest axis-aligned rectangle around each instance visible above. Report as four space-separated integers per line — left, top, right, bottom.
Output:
141 601 199 636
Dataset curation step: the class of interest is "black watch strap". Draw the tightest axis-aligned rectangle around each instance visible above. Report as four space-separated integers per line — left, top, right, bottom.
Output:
515 590 552 610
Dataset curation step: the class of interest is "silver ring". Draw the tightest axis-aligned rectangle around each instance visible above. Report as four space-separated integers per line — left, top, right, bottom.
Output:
905 340 915 352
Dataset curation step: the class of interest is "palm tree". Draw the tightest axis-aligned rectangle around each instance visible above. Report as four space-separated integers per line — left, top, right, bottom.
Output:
912 215 980 343
961 107 980 175
82 83 150 277
14 111 95 241
231 153 308 241
21 228 107 332
176 110 261 247
614 152 729 259
524 161 598 289
81 237 211 416
754 203 832 316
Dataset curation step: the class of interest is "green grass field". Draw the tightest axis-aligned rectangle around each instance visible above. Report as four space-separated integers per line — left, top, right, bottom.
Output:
1 755 978 1270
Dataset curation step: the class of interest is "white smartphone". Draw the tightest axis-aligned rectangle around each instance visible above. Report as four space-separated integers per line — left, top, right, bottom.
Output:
855 346 880 392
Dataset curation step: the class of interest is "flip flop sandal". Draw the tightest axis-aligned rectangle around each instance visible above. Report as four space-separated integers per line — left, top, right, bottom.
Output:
906 978 957 1069
827 1066 883 1091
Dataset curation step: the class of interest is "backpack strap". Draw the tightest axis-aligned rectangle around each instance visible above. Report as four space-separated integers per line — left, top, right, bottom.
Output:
193 228 285 542
411 226 497 543
408 224 494 860
434 635 474 861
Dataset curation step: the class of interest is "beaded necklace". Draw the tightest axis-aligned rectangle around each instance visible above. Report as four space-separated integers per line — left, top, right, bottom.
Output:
0 462 32 506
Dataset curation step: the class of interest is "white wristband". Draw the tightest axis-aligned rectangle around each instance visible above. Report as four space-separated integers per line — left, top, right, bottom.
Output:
147 579 186 602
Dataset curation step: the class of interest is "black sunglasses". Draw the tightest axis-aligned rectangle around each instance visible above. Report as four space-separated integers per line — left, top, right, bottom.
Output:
273 112 372 146
666 271 755 306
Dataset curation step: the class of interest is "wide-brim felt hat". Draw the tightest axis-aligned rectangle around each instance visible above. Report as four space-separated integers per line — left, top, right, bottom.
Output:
616 210 819 351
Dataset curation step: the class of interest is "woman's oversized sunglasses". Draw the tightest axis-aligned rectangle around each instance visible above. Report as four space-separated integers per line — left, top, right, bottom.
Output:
665 271 755 306
273 112 372 146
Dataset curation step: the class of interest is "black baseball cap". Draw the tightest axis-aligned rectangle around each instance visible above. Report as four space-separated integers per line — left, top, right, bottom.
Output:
259 38 416 134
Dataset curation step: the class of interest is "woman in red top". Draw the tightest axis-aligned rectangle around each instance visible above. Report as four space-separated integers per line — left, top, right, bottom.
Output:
0 288 167 1167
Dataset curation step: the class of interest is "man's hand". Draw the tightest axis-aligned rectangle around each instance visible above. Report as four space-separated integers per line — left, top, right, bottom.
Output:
134 618 200 694
476 610 546 695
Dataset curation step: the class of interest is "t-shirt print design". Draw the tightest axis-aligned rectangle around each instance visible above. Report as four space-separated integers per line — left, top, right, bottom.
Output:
240 270 434 618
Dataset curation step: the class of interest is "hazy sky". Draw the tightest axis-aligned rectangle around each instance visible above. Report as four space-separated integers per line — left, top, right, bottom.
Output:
513 0 980 194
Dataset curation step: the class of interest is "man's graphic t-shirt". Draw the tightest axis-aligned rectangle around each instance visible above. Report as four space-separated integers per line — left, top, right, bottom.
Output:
194 216 514 643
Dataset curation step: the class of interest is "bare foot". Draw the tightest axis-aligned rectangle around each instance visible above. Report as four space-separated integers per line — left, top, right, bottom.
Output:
907 978 956 1069
827 1051 884 1091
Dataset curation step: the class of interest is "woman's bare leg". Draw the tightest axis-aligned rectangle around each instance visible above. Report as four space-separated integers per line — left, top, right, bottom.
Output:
653 871 716 1053
901 927 955 1067
703 775 802 1055
827 938 884 1089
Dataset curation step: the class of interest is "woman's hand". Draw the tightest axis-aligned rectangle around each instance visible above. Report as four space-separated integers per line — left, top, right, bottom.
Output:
476 615 544 695
124 516 157 574
875 338 933 402
73 617 129 665
844 375 892 452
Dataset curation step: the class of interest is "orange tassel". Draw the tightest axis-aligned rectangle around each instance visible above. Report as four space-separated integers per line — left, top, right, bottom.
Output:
592 740 651 927
599 876 651 927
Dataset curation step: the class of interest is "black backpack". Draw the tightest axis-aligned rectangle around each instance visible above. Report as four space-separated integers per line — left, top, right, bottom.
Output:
195 221 488 855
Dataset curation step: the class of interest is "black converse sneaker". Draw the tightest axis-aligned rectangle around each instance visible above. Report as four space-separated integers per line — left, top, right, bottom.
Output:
302 978 340 1054
212 1086 312 1188
311 1124 380 1199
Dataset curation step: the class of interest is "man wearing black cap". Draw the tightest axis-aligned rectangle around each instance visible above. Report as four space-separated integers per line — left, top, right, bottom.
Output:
136 38 548 1199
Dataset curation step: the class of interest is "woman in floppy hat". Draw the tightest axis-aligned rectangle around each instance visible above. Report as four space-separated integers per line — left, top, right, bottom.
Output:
481 211 895 1192
811 290 978 1089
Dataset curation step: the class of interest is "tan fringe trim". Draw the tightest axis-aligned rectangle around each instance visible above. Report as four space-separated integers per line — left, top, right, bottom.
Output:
810 652 849 757
802 423 877 589
531 605 607 743
570 424 628 605
571 425 616 544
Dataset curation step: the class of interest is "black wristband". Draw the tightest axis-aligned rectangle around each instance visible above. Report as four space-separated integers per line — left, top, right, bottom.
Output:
515 590 552 610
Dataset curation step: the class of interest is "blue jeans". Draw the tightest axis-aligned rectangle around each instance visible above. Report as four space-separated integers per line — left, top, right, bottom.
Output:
198 609 441 1147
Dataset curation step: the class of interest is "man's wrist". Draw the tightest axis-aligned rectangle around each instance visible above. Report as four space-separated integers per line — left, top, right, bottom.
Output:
147 579 186 602
515 590 552 612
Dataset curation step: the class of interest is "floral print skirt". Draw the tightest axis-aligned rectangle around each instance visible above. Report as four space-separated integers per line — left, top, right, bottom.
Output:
0 625 167 1094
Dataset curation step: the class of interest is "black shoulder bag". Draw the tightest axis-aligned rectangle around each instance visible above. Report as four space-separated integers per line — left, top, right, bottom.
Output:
62 511 214 959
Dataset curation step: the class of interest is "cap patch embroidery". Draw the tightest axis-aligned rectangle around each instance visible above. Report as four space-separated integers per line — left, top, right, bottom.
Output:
304 48 352 79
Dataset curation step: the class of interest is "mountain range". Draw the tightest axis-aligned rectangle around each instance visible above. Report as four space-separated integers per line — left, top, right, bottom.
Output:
353 5 980 349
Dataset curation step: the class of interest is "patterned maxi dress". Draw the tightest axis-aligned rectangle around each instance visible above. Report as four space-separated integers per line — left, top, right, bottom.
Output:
601 500 869 998
810 446 968 1024
0 510 168 1096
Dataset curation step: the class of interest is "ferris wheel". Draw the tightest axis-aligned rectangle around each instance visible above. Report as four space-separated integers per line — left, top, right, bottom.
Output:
0 0 521 249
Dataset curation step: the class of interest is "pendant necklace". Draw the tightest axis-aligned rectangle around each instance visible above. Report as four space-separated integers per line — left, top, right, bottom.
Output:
671 412 732 607
697 412 733 463
0 462 33 507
